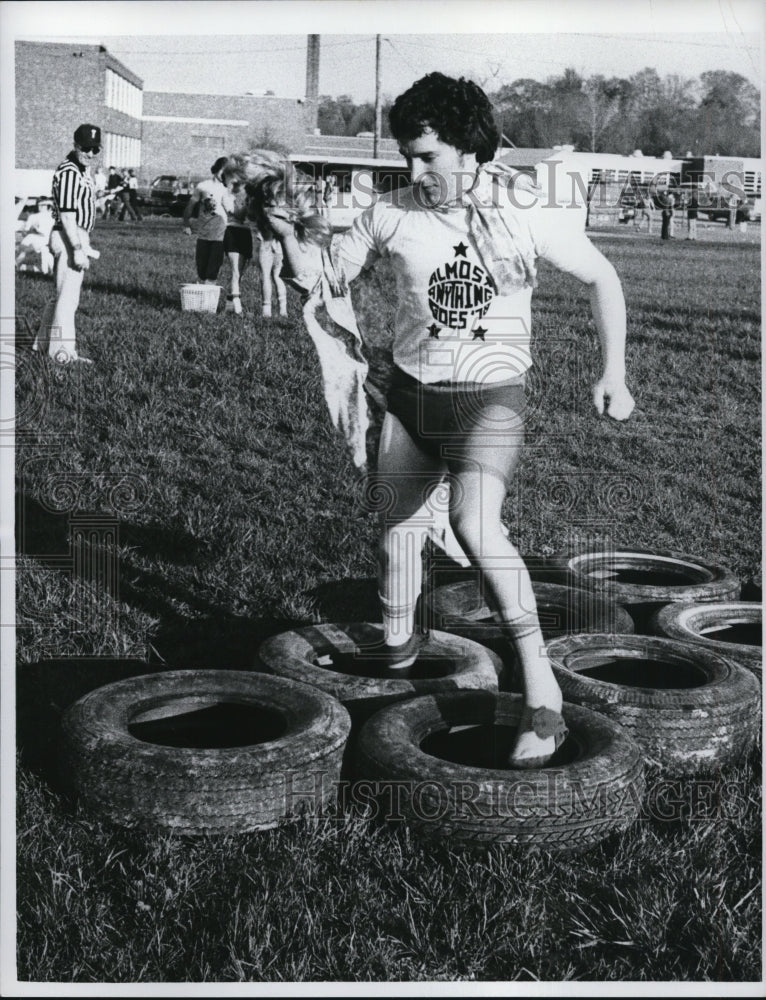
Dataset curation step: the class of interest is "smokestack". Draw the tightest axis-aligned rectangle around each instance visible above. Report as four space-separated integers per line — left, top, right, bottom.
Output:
306 35 320 102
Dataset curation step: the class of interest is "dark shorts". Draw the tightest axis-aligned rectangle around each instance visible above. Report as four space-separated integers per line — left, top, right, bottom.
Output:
223 226 253 259
385 367 527 484
195 239 225 281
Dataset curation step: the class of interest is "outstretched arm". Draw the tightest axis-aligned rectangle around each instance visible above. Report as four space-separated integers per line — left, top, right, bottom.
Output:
541 228 635 421
264 208 370 293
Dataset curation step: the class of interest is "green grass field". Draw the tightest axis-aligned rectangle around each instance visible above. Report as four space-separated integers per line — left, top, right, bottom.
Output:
13 216 762 983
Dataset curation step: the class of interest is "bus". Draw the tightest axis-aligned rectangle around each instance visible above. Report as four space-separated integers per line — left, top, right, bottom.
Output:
289 153 410 230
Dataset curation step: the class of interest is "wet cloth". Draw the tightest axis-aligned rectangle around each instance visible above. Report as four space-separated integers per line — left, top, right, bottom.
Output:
300 248 370 469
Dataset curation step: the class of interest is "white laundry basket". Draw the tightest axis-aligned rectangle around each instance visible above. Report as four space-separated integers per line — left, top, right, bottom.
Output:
180 283 221 313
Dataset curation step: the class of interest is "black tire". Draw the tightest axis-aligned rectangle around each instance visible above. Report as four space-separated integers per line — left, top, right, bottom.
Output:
650 602 762 679
60 670 351 834
562 547 740 607
423 580 634 685
355 691 645 851
546 634 761 775
257 622 501 725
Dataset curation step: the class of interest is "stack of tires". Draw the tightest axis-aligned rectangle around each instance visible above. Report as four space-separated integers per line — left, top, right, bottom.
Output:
421 576 635 687
538 547 761 777
256 619 647 852
423 547 761 777
60 546 760 850
61 670 353 835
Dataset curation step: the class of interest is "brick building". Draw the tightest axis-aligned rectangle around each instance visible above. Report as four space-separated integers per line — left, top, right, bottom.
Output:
16 41 143 170
141 91 315 181
16 39 317 186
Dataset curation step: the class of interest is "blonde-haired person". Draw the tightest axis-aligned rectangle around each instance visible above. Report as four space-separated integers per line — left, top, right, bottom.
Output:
231 152 330 319
263 74 635 770
256 231 287 318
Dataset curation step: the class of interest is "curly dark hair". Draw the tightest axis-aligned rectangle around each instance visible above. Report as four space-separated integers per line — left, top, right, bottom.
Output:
388 73 500 163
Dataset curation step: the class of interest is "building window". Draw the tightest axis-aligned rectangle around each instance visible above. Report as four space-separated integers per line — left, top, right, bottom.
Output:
104 131 141 168
105 68 143 119
191 135 226 150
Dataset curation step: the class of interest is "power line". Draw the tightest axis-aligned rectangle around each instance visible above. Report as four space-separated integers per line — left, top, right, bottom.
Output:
389 37 564 65
721 0 761 79
389 33 759 59
383 38 421 75
108 39 363 57
555 31 759 49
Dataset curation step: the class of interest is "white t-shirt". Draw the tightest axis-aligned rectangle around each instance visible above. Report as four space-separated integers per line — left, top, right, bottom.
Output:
192 177 231 242
335 182 595 384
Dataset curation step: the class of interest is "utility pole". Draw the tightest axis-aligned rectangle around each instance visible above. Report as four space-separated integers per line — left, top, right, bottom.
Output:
373 35 382 158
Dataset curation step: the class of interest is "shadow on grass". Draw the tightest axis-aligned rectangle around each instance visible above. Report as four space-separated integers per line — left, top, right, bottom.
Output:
16 490 71 561
16 609 296 792
16 490 299 781
82 278 180 310
306 576 382 623
119 520 209 565
17 271 183 313
147 613 296 671
16 656 164 782
17 492 209 566
304 555 572 633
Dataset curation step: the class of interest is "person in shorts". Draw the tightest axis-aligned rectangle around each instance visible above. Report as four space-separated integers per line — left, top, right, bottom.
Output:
182 157 232 284
221 165 254 314
255 228 287 319
266 73 635 767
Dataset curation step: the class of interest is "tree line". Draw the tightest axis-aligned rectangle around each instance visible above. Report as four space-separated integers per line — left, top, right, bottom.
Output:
317 68 760 158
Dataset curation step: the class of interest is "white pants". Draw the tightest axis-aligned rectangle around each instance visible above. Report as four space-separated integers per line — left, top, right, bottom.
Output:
35 228 90 360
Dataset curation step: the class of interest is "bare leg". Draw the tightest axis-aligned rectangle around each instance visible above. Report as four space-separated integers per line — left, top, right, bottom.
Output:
376 412 445 646
228 252 243 297
271 244 287 316
226 251 246 313
258 241 274 316
446 406 563 763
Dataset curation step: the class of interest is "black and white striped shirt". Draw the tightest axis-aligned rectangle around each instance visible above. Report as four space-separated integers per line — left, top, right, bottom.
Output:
52 153 95 233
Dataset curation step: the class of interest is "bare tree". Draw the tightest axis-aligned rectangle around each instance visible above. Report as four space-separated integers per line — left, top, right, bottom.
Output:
581 77 622 152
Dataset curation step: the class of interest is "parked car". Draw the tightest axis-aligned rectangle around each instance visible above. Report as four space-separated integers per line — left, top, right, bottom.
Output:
675 181 755 223
617 183 658 221
137 175 200 216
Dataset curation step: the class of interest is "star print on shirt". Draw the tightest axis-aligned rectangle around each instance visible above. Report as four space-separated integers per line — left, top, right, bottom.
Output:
427 323 441 339
472 326 487 341
453 241 468 257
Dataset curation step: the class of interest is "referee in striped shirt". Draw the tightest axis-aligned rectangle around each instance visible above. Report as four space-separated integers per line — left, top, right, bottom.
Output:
35 123 100 365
